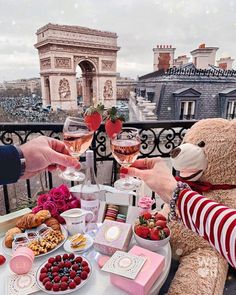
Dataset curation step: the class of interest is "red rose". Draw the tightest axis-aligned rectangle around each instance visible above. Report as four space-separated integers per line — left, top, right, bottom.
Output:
32 205 43 214
58 184 71 200
50 188 63 202
43 201 58 216
37 194 50 206
54 214 66 224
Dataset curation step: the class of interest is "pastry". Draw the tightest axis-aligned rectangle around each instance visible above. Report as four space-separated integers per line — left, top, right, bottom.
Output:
44 217 61 231
16 210 51 230
4 227 22 248
69 234 87 250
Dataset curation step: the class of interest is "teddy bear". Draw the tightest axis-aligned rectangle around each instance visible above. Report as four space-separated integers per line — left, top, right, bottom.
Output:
163 118 236 295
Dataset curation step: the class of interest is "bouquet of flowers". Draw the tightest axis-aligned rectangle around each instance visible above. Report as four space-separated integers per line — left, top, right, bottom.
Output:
32 184 80 224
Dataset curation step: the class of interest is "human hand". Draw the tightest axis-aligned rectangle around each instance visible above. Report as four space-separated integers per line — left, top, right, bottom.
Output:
20 136 80 179
121 157 177 203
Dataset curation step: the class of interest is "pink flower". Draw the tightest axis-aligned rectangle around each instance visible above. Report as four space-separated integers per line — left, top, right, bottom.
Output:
37 194 50 206
138 196 155 210
32 206 43 214
43 201 58 216
55 200 69 213
50 187 63 202
58 184 71 200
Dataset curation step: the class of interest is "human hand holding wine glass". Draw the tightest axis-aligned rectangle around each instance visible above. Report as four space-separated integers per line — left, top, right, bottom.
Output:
60 116 94 181
110 127 141 190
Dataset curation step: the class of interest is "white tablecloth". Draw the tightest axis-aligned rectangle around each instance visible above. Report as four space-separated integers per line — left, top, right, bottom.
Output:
0 236 171 295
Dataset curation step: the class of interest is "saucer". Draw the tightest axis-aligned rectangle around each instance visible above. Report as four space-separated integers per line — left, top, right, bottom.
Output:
63 234 94 253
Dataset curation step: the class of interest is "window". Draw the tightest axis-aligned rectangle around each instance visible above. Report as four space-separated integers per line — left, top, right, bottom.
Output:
179 100 195 120
226 101 236 119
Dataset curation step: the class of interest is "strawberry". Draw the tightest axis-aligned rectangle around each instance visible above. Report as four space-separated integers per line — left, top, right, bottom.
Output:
142 212 152 220
150 228 160 240
155 220 167 229
84 103 104 131
135 225 150 239
105 106 125 138
163 227 170 237
154 213 167 221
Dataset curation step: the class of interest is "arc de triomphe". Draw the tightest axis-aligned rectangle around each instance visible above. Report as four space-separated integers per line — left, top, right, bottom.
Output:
35 23 120 110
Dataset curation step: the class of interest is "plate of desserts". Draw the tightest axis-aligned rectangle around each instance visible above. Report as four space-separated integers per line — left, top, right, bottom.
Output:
36 253 92 294
63 233 94 253
2 210 68 258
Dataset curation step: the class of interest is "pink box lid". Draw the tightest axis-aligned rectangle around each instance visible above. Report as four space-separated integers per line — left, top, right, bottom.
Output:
110 245 165 295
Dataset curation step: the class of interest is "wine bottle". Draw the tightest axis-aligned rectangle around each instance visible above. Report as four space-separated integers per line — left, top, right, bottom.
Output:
80 150 101 223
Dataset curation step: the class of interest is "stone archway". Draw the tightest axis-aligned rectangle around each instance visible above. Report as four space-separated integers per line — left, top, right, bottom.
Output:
35 23 120 110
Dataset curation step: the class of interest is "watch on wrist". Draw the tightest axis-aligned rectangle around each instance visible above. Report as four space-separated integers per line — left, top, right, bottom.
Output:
15 146 26 177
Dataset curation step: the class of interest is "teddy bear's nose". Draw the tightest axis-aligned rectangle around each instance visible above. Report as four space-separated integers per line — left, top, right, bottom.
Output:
170 147 181 158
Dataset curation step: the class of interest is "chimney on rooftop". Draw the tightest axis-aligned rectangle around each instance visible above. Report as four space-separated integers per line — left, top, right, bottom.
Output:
153 44 176 71
190 44 219 69
216 57 234 70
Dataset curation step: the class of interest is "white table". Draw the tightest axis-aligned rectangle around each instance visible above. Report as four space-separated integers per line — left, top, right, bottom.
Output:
0 236 171 295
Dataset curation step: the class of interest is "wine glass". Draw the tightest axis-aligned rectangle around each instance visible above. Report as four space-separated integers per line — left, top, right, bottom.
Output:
59 117 94 181
110 127 141 190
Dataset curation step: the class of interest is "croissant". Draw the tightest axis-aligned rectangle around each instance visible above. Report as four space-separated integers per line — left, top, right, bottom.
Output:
5 227 22 248
44 217 61 231
16 210 51 230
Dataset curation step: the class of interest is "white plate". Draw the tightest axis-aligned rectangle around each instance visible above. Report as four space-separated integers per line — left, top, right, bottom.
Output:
36 254 92 294
2 225 68 258
63 234 93 253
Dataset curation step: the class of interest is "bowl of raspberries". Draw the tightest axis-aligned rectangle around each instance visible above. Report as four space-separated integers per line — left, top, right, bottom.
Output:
133 212 170 251
36 253 92 294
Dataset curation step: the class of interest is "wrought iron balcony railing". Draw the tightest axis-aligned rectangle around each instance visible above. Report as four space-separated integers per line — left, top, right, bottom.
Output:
0 120 196 214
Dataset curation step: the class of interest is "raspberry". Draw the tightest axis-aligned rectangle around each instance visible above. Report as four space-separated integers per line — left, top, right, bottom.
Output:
52 283 60 292
69 281 76 289
54 276 61 283
163 227 170 237
0 255 6 266
48 257 55 264
155 220 167 229
154 213 166 221
39 273 47 282
83 266 90 273
74 276 81 285
45 282 53 290
81 261 88 267
70 270 76 279
52 266 59 273
63 254 69 261
72 264 79 271
61 282 68 291
135 225 149 239
61 276 69 282
55 255 62 262
69 253 75 260
58 261 65 269
43 277 51 285
80 271 88 280
40 267 47 273
45 263 52 269
65 261 72 268
52 272 59 278
75 256 82 263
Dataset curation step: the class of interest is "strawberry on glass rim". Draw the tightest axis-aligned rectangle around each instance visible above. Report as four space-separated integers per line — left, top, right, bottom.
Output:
84 103 104 132
105 106 125 139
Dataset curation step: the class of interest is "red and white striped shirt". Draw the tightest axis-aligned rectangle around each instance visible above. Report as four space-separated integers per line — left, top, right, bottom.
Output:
177 189 236 269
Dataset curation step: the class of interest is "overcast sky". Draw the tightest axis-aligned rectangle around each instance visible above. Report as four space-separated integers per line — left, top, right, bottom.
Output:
0 0 235 82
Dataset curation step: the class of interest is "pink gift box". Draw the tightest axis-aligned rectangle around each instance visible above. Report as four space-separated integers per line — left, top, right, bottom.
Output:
10 246 35 275
94 220 132 255
110 245 165 295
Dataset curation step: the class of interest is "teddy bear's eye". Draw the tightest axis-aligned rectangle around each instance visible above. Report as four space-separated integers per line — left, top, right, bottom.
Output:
198 141 205 148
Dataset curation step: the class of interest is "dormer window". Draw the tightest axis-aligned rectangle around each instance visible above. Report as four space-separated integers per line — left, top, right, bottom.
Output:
219 88 236 120
226 101 236 119
173 88 201 120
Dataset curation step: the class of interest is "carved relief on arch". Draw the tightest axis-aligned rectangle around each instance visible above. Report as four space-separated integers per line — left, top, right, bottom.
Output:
103 80 113 100
74 56 99 71
40 58 51 70
58 78 71 100
101 60 115 71
55 57 71 69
